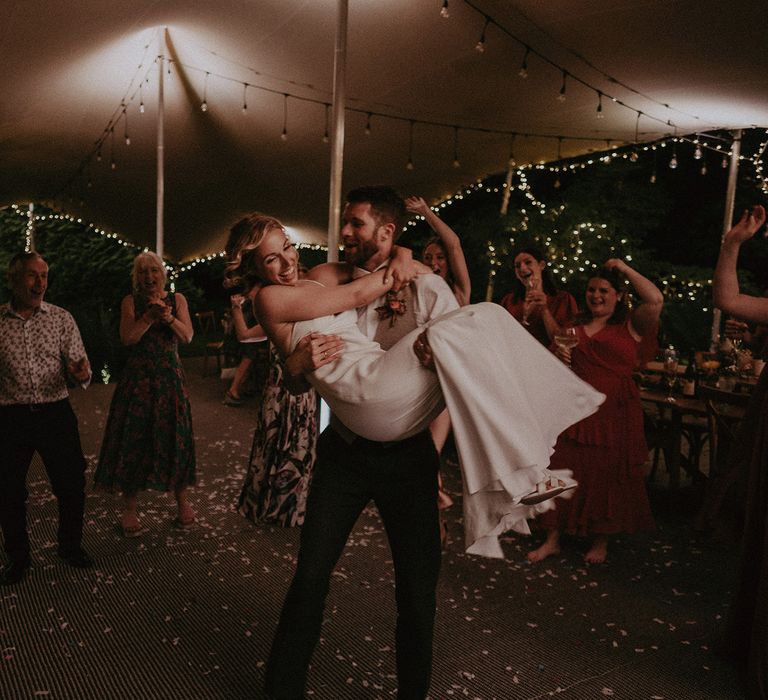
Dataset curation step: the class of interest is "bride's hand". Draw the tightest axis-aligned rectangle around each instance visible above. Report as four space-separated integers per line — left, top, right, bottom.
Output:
387 245 418 291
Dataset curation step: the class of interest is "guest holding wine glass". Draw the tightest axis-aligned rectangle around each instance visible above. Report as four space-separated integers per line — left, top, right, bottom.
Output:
500 247 578 346
712 204 768 698
527 258 663 564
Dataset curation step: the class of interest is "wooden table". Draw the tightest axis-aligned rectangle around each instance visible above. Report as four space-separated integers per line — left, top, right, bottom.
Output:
640 388 708 488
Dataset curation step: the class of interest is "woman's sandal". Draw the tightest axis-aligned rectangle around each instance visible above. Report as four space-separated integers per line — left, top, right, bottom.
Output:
119 517 147 538
174 509 196 530
520 476 577 505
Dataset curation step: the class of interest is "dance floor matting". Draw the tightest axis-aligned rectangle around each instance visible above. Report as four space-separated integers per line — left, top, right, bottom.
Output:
0 360 745 699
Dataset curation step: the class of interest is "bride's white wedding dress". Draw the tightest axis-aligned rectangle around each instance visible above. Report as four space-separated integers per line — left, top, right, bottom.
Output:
290 301 604 558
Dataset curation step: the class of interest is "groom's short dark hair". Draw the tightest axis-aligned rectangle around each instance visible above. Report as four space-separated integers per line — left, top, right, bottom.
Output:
346 186 406 240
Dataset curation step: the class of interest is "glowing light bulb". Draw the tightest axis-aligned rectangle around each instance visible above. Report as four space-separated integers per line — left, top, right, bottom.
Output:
125 135 131 146
406 159 414 171
139 101 145 114
650 173 657 183
452 159 460 169
440 0 449 18
475 39 485 53
280 130 288 142
201 100 208 112
700 163 708 175
669 154 678 169
694 144 703 159
322 134 329 144
629 151 639 162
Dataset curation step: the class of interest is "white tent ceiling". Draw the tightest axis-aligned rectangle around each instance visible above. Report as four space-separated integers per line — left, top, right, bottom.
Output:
1 0 766 261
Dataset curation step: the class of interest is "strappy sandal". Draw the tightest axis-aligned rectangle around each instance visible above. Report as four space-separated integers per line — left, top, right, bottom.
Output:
520 476 577 505
119 516 147 538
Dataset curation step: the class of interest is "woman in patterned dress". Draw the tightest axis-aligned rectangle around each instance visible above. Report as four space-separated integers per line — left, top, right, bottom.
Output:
224 214 317 527
94 252 196 536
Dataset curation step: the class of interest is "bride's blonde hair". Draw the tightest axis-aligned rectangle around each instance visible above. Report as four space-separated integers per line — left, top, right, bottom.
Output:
223 212 286 290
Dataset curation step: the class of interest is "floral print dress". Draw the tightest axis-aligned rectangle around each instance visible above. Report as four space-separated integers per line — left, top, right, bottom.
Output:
238 344 317 527
94 294 196 493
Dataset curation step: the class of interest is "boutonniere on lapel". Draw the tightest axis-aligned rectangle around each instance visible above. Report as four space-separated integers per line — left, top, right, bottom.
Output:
375 290 408 327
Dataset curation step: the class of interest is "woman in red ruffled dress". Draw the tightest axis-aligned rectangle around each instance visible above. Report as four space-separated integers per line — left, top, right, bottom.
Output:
527 258 663 564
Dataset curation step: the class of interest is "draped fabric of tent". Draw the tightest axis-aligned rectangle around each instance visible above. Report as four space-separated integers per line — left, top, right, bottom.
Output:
0 0 766 261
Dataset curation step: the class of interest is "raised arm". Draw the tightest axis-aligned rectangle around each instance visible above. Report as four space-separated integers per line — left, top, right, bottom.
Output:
713 205 768 324
230 293 267 341
406 196 471 306
604 258 663 338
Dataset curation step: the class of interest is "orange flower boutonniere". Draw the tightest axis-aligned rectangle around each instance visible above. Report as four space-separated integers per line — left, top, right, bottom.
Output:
375 290 408 327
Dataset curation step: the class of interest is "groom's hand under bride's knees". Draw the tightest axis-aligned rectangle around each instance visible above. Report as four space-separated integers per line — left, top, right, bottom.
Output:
414 331 436 371
284 331 345 393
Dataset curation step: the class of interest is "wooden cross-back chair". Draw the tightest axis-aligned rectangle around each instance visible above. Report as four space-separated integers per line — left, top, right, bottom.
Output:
194 311 225 377
694 384 754 537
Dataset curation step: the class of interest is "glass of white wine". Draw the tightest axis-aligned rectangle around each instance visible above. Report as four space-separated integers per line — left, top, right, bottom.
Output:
521 277 538 326
553 327 578 366
663 347 679 402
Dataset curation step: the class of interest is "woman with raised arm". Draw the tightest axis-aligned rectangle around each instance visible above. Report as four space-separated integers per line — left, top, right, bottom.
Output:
527 259 663 565
226 213 605 558
405 195 472 543
712 204 768 699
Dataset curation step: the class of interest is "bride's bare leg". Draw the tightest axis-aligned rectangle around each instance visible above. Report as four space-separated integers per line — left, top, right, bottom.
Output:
584 535 608 564
527 529 561 562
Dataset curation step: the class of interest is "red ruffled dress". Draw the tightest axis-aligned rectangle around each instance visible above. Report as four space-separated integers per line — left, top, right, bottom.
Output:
500 290 578 346
538 321 655 535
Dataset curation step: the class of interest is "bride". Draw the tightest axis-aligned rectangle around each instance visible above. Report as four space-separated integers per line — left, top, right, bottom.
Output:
227 214 604 558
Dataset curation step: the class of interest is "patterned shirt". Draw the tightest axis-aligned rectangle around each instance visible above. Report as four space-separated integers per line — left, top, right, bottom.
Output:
0 301 90 405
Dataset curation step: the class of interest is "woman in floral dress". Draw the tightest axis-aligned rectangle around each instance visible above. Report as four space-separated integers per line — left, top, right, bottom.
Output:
225 213 317 527
94 252 196 536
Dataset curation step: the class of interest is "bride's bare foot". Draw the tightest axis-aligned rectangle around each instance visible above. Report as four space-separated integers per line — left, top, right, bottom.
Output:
584 536 608 564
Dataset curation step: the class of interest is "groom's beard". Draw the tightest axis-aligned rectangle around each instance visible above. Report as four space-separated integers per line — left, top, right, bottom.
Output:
343 238 381 268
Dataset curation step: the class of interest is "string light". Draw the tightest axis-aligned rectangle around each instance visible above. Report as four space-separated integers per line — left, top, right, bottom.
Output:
139 82 145 114
123 105 130 146
557 70 567 101
110 127 116 171
596 91 604 119
201 71 209 112
518 46 529 78
281 93 289 141
242 83 248 113
440 0 449 18
693 142 703 159
452 126 460 168
364 112 372 135
722 154 729 168
475 17 489 53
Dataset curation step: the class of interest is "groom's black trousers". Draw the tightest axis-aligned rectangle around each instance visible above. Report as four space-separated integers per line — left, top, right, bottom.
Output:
265 425 442 700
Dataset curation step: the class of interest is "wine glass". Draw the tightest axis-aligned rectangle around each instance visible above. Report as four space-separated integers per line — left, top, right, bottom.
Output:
521 277 538 326
553 327 578 366
663 347 679 402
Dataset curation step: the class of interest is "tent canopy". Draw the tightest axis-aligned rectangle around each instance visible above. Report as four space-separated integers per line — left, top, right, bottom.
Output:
1 0 766 261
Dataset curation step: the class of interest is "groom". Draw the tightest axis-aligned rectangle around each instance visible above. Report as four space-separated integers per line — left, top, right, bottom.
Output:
265 186 458 700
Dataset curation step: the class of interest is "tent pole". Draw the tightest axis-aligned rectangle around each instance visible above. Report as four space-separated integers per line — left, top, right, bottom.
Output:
156 30 166 259
27 202 35 252
326 0 348 263
710 128 742 349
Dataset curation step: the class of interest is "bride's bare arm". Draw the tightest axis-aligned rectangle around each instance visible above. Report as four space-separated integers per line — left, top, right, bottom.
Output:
255 267 395 325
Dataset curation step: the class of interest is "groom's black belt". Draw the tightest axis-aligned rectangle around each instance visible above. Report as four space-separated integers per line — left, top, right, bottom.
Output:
352 432 425 451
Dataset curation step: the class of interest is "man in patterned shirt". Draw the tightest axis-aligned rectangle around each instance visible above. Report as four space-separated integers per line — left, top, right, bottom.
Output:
0 252 93 585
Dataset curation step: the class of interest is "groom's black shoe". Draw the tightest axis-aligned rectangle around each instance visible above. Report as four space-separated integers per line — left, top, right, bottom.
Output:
0 558 31 586
57 546 94 569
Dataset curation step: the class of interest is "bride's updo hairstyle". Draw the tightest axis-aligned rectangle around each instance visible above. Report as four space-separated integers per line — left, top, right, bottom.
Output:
223 212 286 290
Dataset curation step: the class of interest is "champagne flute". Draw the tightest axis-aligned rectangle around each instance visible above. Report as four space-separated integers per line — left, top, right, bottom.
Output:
663 347 679 402
521 277 538 326
553 326 578 366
